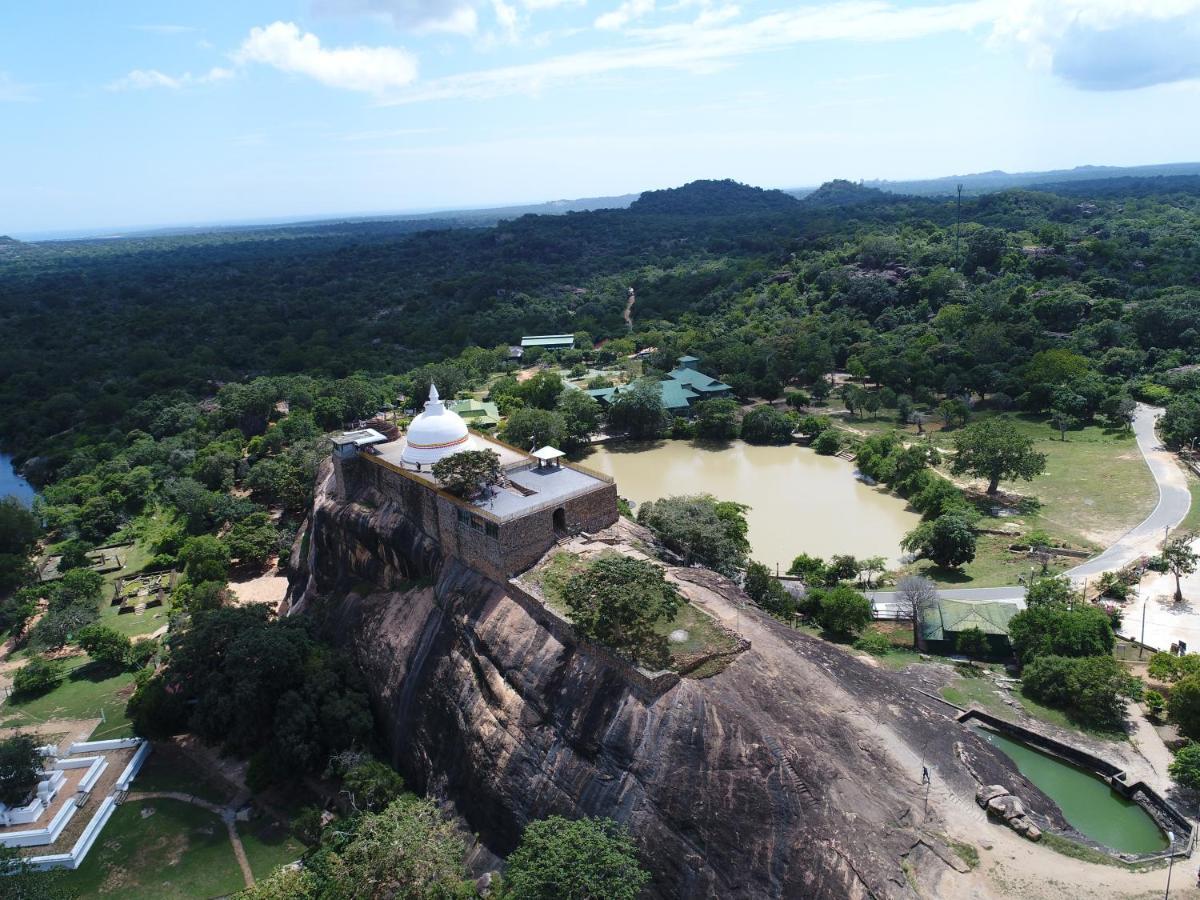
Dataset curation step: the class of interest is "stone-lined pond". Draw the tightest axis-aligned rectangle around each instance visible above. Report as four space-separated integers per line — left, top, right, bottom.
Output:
582 440 920 570
976 727 1168 855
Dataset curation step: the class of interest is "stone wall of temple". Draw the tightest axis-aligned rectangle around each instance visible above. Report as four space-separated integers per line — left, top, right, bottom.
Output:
352 454 617 580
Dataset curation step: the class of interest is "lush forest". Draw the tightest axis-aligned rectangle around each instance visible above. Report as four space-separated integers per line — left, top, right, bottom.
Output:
4 172 1200 894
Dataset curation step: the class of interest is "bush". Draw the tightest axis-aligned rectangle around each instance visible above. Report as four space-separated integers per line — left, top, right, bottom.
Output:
901 514 977 569
740 406 794 445
812 429 841 455
343 759 407 814
1022 655 1141 728
1169 742 1200 790
853 631 893 656
636 494 749 576
955 626 990 660
1145 690 1166 720
743 561 795 619
1168 674 1200 739
815 585 872 637
12 656 64 698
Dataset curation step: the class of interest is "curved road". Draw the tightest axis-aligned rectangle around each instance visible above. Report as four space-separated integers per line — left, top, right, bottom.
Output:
867 404 1190 611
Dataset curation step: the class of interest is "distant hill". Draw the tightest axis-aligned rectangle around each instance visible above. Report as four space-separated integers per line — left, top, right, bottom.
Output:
863 162 1200 197
796 179 896 209
630 179 800 216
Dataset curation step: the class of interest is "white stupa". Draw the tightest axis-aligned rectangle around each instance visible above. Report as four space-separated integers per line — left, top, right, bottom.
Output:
401 384 473 467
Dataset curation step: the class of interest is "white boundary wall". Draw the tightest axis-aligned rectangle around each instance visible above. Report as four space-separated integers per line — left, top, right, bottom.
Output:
16 740 152 872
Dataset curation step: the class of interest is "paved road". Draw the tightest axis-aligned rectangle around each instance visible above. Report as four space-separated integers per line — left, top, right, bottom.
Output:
1065 404 1192 579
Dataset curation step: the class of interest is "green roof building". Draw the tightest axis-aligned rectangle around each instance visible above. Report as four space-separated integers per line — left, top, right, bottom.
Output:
920 598 1020 657
447 398 501 428
584 356 730 417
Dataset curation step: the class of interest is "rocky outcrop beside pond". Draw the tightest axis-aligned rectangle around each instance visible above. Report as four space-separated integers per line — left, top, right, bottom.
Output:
287 460 1065 899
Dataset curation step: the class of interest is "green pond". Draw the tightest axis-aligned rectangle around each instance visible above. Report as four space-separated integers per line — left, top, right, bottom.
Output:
975 727 1168 855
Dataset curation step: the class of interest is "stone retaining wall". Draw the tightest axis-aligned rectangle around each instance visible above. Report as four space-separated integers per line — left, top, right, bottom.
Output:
505 579 680 701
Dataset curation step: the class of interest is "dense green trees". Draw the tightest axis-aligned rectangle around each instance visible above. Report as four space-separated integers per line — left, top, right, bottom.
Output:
810 585 872 637
740 406 794 444
1008 603 1115 663
1021 655 1141 728
0 497 40 594
563 555 682 666
76 624 134 669
12 656 64 697
500 816 648 900
901 514 977 569
636 494 750 576
743 560 795 618
693 399 740 440
502 408 566 451
606 379 669 439
128 606 373 789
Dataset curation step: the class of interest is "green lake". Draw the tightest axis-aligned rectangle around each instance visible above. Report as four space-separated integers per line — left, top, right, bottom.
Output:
975 727 1168 855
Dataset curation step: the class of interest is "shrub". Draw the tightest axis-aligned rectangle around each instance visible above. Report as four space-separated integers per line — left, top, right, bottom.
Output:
901 514 977 569
1169 742 1200 790
743 561 796 619
637 494 749 576
740 406 794 445
815 585 872 638
12 656 64 698
1145 690 1166 721
955 626 990 660
343 759 407 814
853 631 893 655
812 429 841 456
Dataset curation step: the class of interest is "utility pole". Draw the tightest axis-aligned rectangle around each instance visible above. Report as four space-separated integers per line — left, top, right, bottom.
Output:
955 183 963 267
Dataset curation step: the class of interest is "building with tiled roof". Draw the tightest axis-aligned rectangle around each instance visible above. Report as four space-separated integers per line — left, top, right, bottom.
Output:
584 356 730 416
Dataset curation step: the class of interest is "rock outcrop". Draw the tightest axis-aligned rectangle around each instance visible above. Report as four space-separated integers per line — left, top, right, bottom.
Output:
289 461 1061 898
976 785 1043 841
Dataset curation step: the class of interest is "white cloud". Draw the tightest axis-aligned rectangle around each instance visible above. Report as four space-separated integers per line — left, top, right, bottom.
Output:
311 0 479 35
236 21 419 93
390 0 999 101
991 0 1200 90
596 0 655 30
106 67 233 91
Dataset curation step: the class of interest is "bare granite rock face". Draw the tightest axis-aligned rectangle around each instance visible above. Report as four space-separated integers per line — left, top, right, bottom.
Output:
288 462 1063 899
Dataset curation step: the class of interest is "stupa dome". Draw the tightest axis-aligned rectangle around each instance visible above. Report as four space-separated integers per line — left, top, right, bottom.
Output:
401 385 472 467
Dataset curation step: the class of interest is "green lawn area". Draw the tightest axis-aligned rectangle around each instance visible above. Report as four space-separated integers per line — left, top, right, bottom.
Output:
908 533 1071 589
240 814 306 881
526 550 739 673
1179 468 1200 533
96 592 169 640
59 798 245 899
834 410 1157 588
0 654 135 738
130 745 237 806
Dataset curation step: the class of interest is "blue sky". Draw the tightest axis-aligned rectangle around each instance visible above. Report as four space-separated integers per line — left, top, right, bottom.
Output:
3 0 1200 235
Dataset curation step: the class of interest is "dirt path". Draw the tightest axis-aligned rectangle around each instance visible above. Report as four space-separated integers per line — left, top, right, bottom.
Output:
623 287 635 328
0 716 100 748
125 790 255 888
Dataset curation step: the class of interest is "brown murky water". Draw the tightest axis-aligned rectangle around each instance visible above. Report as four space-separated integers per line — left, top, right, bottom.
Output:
582 440 920 570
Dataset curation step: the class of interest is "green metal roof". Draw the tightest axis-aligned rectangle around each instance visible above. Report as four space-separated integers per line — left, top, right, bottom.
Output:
586 387 619 403
658 379 699 410
921 599 1021 642
667 367 732 393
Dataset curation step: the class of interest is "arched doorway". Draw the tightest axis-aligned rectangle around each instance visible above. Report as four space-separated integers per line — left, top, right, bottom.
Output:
552 507 567 533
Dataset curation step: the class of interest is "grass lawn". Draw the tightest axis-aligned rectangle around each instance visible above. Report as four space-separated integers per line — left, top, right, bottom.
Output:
131 745 236 806
526 551 739 673
240 814 306 881
0 654 135 737
59 798 245 899
96 593 169 640
907 533 1071 589
1179 467 1200 534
